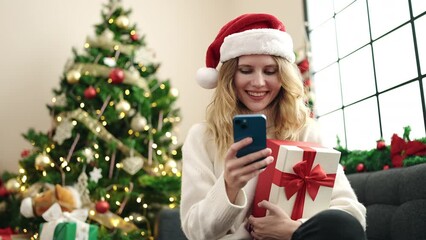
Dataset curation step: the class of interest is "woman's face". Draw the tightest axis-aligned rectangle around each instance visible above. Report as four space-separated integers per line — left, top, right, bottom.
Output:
234 55 282 113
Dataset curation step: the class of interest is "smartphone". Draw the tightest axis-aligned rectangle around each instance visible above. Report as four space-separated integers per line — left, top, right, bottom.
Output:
233 114 267 161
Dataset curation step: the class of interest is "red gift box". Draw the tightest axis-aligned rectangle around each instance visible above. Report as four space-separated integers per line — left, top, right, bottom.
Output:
252 140 341 220
0 227 13 240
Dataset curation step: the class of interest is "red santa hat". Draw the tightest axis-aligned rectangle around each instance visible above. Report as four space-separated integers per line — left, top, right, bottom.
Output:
196 13 295 89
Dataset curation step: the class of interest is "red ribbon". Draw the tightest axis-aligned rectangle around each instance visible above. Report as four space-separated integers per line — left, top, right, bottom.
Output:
272 146 336 220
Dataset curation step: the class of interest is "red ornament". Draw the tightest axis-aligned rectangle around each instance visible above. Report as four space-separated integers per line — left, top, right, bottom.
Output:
356 163 365 172
21 149 30 158
0 186 9 197
376 139 386 150
130 33 139 41
304 78 311 87
297 58 309 74
109 68 125 84
95 200 110 214
383 165 390 170
84 86 97 99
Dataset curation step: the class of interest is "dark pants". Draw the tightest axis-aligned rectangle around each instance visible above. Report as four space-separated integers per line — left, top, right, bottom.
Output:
291 210 366 240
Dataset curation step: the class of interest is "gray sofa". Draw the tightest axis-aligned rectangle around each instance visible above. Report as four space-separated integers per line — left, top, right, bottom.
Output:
155 163 426 240
346 163 426 240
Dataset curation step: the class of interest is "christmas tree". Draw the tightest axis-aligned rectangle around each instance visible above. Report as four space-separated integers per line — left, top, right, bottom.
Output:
0 0 182 239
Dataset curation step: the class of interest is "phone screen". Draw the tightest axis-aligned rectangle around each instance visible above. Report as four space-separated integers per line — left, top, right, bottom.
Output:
233 114 267 159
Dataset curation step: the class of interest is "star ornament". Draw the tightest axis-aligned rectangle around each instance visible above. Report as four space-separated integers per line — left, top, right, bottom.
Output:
89 167 103 183
53 118 74 145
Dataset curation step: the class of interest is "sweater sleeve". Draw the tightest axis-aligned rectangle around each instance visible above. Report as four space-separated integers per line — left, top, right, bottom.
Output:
180 123 247 240
329 165 367 230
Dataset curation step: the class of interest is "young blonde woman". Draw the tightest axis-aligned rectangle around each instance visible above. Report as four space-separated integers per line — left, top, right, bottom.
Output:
180 13 366 240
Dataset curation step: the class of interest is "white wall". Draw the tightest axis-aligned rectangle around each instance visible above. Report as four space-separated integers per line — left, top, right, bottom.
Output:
0 0 305 172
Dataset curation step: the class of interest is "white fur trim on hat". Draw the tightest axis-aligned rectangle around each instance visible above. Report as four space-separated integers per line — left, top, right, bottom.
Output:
196 67 219 89
220 28 295 63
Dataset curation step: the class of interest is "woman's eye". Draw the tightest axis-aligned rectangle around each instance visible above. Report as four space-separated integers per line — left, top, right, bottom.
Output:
238 68 252 74
264 69 277 75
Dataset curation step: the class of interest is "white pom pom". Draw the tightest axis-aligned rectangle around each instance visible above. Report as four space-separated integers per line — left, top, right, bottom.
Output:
20 197 35 218
196 67 218 89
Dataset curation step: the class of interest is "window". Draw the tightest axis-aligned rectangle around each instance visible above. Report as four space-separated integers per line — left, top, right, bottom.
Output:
305 0 426 149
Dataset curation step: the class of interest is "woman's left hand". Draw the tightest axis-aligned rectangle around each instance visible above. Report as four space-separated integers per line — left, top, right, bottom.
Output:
247 200 302 240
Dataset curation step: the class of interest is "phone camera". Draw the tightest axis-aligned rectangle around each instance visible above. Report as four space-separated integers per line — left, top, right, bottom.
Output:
235 119 248 129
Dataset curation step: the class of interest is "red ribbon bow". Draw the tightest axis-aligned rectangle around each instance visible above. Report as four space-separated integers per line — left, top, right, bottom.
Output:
390 134 426 167
272 147 336 220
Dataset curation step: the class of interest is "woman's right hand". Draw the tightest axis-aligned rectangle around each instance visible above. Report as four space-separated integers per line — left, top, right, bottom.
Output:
223 137 273 203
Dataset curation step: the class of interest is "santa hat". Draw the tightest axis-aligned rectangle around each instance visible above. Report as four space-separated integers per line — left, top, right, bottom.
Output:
196 13 295 89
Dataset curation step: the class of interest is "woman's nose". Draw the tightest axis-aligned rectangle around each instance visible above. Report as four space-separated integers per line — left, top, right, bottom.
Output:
251 72 266 87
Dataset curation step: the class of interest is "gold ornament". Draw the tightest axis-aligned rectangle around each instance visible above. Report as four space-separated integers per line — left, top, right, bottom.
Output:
5 178 20 193
66 69 81 84
35 153 52 171
130 113 147 131
115 16 130 29
115 99 131 113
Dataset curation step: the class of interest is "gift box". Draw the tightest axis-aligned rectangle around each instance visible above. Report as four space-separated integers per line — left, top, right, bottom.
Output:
40 222 98 240
252 139 341 220
0 228 30 240
38 203 98 240
0 227 13 240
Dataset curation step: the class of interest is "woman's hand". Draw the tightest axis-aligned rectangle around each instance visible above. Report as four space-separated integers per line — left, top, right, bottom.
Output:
224 137 273 203
248 200 302 240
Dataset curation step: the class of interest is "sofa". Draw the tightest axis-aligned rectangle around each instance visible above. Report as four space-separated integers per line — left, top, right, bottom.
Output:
346 163 426 240
155 163 426 240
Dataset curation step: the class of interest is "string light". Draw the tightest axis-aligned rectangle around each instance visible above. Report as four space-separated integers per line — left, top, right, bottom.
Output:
170 88 179 97
80 103 85 108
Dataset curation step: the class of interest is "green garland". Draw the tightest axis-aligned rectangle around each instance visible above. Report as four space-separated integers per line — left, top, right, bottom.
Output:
337 126 426 174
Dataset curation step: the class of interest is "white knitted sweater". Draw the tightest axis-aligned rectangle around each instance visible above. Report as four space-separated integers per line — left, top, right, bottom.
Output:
180 121 366 240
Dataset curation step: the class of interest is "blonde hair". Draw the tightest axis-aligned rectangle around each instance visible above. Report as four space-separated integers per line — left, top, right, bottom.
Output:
206 56 309 156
